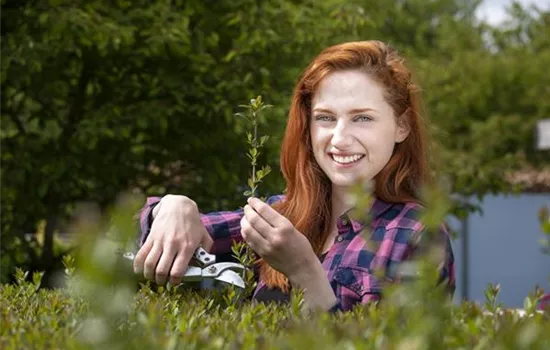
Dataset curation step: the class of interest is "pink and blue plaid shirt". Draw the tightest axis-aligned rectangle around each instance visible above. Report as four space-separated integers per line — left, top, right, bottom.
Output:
138 194 455 312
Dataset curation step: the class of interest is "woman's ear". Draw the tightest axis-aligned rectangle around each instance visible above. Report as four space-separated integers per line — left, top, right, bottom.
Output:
395 113 411 143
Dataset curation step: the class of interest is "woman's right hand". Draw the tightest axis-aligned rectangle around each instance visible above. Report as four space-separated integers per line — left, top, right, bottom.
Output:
133 194 212 285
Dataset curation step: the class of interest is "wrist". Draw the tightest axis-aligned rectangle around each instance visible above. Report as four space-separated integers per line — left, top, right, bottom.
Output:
288 252 323 287
153 194 196 219
288 255 337 312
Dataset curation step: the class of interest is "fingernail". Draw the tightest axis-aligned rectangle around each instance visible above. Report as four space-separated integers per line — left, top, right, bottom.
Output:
247 197 252 204
134 267 142 274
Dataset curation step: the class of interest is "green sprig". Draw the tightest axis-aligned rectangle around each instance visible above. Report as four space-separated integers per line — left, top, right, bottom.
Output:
236 96 273 200
232 96 274 295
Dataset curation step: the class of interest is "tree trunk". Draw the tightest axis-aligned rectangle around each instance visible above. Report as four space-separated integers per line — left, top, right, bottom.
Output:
40 214 57 288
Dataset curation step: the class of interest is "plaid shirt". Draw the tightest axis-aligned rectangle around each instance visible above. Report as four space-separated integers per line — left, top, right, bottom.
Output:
139 194 455 312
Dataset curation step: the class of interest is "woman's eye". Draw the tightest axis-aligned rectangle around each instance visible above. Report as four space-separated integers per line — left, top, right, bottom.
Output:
355 115 373 122
315 115 334 122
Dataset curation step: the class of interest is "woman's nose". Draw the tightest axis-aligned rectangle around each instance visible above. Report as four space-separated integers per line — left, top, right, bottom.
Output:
331 123 353 149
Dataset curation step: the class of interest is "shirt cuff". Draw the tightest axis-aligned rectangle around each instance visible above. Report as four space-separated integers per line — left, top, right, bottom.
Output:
138 198 161 246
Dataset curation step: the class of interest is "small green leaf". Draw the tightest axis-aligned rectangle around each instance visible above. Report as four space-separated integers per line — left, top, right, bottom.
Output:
261 165 271 175
223 50 237 62
259 135 270 146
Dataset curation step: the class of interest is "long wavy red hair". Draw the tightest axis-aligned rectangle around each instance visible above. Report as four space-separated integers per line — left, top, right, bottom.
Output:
258 40 430 292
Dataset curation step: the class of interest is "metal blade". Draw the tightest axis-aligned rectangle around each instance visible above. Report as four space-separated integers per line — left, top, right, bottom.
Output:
213 270 245 289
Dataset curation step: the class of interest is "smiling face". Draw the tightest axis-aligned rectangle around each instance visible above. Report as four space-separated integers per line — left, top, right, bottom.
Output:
309 69 410 192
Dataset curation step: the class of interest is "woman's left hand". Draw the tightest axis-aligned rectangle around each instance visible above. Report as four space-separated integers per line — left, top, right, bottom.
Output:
240 197 316 279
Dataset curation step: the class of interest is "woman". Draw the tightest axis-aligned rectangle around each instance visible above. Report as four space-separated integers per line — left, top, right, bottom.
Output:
133 40 455 313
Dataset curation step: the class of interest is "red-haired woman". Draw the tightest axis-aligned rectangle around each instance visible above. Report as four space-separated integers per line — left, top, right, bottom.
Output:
133 40 455 313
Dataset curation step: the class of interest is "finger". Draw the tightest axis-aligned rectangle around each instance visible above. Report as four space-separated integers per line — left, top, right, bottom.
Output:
143 242 162 281
155 245 177 285
169 243 196 285
243 204 272 239
134 239 153 273
241 216 268 255
168 252 190 285
247 197 286 228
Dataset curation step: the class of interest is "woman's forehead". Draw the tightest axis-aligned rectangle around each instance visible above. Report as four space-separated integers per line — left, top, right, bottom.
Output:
311 70 390 114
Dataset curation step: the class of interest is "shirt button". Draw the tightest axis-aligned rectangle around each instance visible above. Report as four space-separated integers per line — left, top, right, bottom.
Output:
336 236 344 242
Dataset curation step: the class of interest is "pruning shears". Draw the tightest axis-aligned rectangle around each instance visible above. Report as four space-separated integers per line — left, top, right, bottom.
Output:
121 246 247 289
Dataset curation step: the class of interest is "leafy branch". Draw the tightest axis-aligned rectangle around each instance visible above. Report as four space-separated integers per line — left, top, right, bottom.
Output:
231 96 273 295
235 95 273 199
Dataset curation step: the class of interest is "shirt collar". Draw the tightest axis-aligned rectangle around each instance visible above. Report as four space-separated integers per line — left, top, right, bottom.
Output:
342 197 394 233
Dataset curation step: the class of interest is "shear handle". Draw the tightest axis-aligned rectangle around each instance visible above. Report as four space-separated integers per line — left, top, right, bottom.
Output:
193 246 216 266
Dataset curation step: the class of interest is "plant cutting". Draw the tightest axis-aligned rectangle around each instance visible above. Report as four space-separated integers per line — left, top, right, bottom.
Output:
232 96 274 297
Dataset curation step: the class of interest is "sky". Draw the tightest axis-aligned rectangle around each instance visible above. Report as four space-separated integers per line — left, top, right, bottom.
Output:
476 0 549 25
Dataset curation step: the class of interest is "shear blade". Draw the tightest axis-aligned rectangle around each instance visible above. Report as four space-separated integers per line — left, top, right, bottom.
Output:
213 270 245 289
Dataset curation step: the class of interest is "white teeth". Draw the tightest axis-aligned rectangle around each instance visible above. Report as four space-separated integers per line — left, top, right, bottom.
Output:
332 154 364 164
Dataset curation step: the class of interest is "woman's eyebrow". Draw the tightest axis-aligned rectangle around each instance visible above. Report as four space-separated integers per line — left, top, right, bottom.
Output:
312 107 376 114
348 108 376 114
312 108 334 114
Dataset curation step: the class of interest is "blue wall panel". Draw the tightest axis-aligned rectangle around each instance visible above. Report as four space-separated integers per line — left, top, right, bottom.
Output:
461 193 550 308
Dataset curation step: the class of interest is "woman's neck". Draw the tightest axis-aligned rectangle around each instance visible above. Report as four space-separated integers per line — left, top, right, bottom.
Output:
331 185 354 222
320 185 354 253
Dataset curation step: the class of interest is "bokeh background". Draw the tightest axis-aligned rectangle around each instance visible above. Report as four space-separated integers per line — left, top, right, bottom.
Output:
1 0 549 307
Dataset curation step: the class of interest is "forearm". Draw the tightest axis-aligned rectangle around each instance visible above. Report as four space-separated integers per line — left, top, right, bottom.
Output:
288 256 338 313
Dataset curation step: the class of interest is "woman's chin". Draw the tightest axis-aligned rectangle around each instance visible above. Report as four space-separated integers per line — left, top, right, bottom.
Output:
329 176 361 189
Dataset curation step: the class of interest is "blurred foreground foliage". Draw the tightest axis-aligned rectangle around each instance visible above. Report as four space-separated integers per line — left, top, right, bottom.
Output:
2 269 548 350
